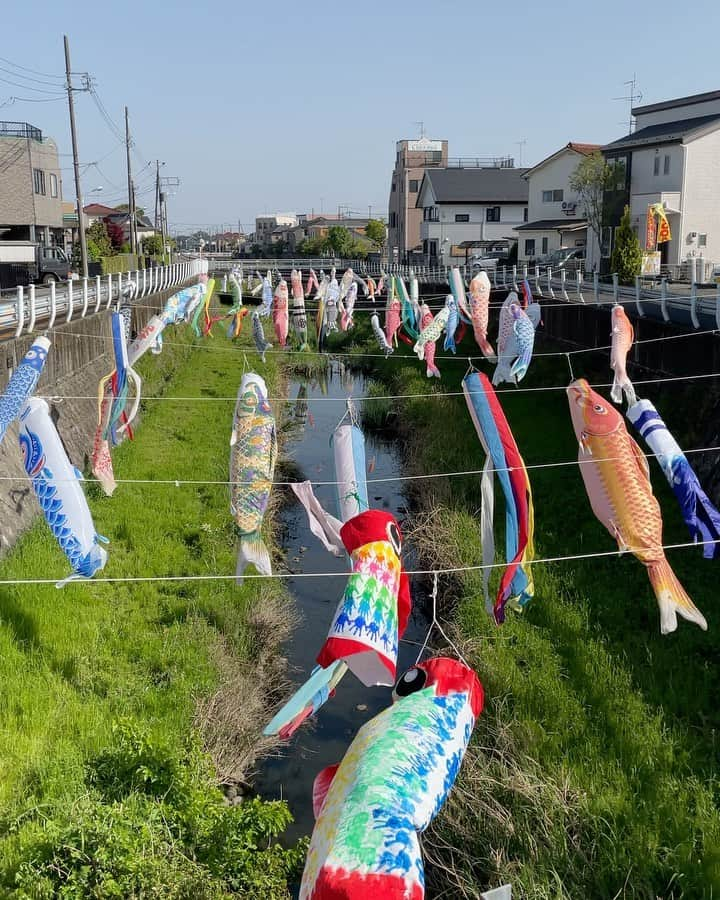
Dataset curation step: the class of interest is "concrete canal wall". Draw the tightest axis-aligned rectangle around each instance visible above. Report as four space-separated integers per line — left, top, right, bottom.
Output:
0 284 179 554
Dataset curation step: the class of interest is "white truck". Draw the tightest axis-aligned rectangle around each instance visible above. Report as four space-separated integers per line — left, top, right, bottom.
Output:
0 240 70 287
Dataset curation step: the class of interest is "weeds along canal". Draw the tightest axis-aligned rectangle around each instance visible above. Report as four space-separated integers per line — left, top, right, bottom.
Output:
254 362 430 844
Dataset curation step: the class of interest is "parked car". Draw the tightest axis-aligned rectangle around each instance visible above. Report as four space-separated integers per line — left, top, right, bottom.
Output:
540 247 585 269
713 265 720 285
469 249 509 270
0 240 70 286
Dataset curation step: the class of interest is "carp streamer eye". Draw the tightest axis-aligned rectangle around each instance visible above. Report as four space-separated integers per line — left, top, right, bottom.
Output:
393 667 427 700
593 403 607 414
386 521 402 556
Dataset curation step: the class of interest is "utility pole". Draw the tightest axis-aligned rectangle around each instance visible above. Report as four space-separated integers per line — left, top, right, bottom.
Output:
154 160 161 232
124 106 136 254
64 35 88 277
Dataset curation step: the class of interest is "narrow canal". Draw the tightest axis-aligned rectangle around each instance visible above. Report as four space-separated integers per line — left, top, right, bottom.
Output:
255 362 430 844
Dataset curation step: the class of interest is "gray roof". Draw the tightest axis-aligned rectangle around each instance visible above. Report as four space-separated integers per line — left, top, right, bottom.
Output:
515 218 586 231
603 113 720 152
417 167 529 205
632 89 720 117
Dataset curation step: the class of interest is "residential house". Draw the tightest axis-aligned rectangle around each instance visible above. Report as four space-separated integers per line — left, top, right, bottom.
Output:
388 137 448 263
514 142 601 262
82 203 118 226
597 89 720 274
0 121 63 245
255 213 297 248
415 167 529 266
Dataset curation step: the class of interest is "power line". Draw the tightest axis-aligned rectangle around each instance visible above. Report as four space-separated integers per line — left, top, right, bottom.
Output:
0 55 66 81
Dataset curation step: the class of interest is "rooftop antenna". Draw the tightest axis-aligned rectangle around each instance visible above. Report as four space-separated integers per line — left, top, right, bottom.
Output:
613 74 643 134
515 139 527 167
412 120 426 139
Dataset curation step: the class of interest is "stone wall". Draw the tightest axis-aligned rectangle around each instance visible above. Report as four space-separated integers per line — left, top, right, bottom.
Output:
0 284 182 554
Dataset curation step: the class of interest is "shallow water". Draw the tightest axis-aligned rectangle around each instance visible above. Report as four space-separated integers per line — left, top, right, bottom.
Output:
254 363 429 844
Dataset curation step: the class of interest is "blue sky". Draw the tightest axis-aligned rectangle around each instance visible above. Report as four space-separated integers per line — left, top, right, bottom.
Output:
3 0 719 234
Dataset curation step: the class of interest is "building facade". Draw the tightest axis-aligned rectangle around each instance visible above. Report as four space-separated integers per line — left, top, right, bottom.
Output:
416 167 528 266
0 121 64 245
596 89 720 274
387 137 448 263
514 142 600 262
255 213 297 248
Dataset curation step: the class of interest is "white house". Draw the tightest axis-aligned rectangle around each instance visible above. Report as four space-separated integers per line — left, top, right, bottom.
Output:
514 142 600 263
415 167 528 266
597 89 720 275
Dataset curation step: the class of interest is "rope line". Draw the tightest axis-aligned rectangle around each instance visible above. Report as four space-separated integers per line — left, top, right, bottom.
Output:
1 537 717 586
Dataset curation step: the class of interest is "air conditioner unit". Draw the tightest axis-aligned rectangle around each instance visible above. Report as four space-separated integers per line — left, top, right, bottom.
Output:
561 202 568 209
689 232 698 239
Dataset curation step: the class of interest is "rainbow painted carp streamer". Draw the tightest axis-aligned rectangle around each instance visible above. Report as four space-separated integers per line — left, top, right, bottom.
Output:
463 370 534 623
300 657 483 900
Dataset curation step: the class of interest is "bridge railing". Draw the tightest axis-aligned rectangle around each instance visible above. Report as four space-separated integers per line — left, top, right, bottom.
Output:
0 258 209 343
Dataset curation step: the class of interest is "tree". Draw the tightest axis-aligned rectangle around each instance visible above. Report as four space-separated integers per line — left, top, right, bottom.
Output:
568 151 613 256
326 226 354 258
142 234 164 257
103 218 125 250
85 220 113 261
364 219 386 251
297 235 330 257
611 205 643 285
114 203 146 218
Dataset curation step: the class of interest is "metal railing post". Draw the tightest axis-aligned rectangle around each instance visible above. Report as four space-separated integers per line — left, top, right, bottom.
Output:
512 265 518 291
106 273 113 308
81 277 89 317
593 272 600 305
576 270 585 303
66 279 74 322
660 278 669 321
48 280 57 329
492 265 498 290
94 275 102 313
635 275 644 317
690 281 700 329
534 265 542 297
560 269 569 301
716 283 720 331
27 283 36 333
14 285 24 338
612 273 619 304
546 267 555 298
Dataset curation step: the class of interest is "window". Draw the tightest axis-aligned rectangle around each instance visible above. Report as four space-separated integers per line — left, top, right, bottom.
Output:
542 237 548 255
486 206 501 222
423 206 439 222
542 189 564 203
389 212 397 228
49 173 58 198
429 240 438 256
33 168 45 195
663 154 670 175
391 182 396 192
523 207 528 222
524 239 535 257
699 234 707 247
653 155 660 176
455 213 469 223
409 179 419 192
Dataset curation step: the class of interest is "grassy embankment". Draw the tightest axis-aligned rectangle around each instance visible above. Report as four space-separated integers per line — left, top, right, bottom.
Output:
327 315 720 899
0 322 304 897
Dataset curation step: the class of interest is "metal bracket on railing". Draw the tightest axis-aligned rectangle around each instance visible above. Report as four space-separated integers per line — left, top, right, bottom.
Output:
690 281 700 329
546 267 555 299
576 270 585 303
635 275 644 317
612 273 619 305
660 278 669 322
48 279 57 329
27 283 36 333
14 285 24 338
66 280 74 322
81 277 89 317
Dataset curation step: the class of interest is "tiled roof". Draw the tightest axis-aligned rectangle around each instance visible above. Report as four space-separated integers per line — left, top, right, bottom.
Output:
418 167 529 204
604 114 720 151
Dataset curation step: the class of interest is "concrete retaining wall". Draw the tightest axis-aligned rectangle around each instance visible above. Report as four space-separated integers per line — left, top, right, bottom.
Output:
0 284 183 554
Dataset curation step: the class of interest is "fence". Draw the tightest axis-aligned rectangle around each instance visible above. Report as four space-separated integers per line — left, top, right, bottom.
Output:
0 258 209 343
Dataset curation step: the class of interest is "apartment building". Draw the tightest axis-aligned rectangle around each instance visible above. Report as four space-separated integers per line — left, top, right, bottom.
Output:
596 89 720 273
0 121 63 245
387 137 448 263
416 167 529 266
255 213 298 247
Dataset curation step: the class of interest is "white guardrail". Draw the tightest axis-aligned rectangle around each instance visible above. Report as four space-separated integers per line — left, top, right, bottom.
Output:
0 258 209 342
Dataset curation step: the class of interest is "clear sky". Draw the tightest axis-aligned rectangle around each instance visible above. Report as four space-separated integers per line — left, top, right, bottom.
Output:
3 0 719 234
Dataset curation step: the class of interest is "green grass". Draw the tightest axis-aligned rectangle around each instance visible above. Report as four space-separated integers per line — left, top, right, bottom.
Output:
0 323 302 895
337 315 720 898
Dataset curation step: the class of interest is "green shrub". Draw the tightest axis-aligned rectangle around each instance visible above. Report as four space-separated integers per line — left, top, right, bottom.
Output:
100 254 140 275
12 723 304 899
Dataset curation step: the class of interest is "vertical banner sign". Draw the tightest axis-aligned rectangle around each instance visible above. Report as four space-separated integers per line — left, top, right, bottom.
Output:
652 203 672 244
645 205 657 250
